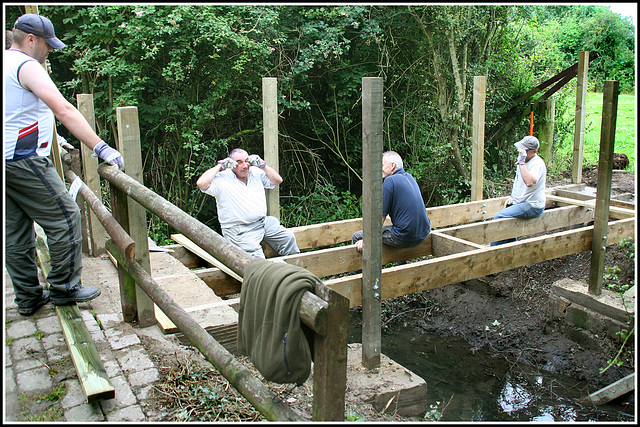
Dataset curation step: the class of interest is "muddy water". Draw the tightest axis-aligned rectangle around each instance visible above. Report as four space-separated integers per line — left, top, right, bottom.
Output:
349 315 634 422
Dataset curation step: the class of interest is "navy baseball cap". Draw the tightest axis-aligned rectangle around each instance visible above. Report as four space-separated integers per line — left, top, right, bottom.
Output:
13 14 65 50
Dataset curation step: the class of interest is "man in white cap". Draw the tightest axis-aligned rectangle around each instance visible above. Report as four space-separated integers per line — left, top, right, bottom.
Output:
491 135 547 246
5 14 124 314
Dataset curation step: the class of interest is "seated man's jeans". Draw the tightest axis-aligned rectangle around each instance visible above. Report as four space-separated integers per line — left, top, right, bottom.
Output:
490 202 544 246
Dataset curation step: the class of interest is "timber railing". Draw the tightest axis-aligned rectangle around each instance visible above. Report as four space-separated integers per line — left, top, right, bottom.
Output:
84 163 348 421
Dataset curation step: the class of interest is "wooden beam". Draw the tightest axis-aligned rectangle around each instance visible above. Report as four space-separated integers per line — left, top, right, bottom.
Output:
572 51 589 183
547 195 634 219
438 205 596 244
588 373 635 406
77 93 107 256
431 232 484 257
34 225 115 403
471 76 486 201
116 106 155 326
171 234 243 282
589 80 619 295
324 218 634 307
263 77 279 219
361 76 384 369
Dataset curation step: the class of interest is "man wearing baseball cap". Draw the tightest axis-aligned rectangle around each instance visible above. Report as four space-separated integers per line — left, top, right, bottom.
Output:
491 135 547 246
5 14 125 314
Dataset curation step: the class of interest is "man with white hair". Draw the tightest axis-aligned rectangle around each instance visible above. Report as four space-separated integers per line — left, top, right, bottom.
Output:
352 151 431 253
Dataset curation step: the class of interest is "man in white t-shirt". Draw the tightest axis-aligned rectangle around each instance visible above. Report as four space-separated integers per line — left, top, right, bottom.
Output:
197 148 300 258
491 135 547 246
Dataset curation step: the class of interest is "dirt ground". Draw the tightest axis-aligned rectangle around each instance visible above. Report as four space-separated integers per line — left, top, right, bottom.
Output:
141 166 635 422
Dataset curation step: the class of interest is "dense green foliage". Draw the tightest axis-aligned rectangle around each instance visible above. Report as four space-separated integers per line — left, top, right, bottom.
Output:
5 5 635 242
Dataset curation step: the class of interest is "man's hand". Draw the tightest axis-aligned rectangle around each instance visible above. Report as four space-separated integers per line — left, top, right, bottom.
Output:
247 154 266 168
93 141 124 170
218 157 238 170
355 240 364 253
504 197 515 208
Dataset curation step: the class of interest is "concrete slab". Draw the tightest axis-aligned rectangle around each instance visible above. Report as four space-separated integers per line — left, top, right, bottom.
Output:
345 343 427 417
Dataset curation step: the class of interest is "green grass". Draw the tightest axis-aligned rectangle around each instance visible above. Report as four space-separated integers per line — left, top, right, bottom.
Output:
583 92 635 173
553 91 635 174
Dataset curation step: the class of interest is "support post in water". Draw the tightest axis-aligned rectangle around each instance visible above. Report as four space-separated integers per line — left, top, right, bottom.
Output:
361 77 383 369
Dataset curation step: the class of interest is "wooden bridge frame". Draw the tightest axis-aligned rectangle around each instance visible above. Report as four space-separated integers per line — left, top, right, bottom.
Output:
63 72 633 421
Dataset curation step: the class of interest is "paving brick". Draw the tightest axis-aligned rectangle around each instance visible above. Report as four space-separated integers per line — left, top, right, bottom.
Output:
40 332 65 350
96 313 123 329
61 379 86 409
64 403 105 421
105 405 146 422
4 367 19 421
13 356 47 374
6 319 37 339
128 368 159 388
99 375 137 413
104 328 141 350
16 366 53 394
114 346 154 374
36 315 63 335
9 336 43 362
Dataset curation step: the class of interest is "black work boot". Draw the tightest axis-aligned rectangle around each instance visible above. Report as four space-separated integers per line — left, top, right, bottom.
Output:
18 290 50 316
50 285 101 306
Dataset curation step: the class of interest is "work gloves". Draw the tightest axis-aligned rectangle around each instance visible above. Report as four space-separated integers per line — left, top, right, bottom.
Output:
247 154 266 168
218 157 238 170
516 148 527 165
504 197 515 208
93 141 124 170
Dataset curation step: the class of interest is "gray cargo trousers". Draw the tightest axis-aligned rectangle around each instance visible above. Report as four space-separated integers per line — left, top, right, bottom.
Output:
5 156 83 308
222 216 300 259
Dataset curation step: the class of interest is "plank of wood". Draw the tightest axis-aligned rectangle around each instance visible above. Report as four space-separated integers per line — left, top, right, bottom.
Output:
34 225 115 402
547 194 635 219
324 218 635 307
588 373 635 405
171 234 243 282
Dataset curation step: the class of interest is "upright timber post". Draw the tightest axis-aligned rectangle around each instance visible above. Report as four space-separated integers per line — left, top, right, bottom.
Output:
115 106 155 326
263 77 280 219
361 77 383 369
572 51 590 184
471 76 486 201
538 98 555 166
589 80 618 296
77 94 107 256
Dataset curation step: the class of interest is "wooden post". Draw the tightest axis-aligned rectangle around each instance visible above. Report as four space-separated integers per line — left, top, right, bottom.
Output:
116 106 155 326
589 81 618 295
538 98 555 166
471 76 486 201
572 51 590 184
77 94 107 256
69 148 90 254
109 183 137 322
263 77 280 219
312 283 349 421
361 77 383 369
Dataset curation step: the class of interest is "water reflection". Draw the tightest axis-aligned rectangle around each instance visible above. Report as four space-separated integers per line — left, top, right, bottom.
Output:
349 313 634 421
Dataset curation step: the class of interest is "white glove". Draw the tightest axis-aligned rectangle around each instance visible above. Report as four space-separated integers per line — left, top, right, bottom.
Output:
218 157 238 170
93 141 124 170
516 148 527 165
247 154 266 168
504 197 515 208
